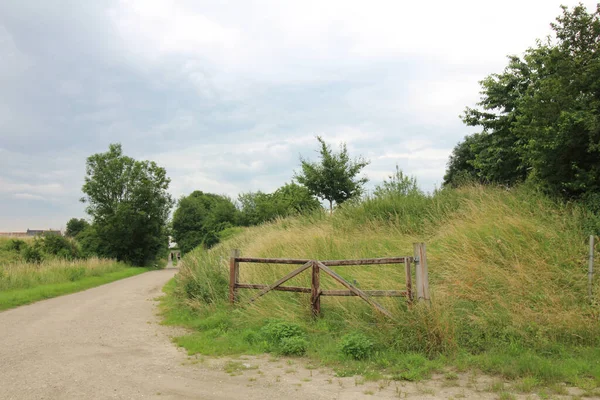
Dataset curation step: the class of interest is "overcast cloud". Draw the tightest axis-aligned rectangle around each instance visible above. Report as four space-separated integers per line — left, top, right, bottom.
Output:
0 0 595 230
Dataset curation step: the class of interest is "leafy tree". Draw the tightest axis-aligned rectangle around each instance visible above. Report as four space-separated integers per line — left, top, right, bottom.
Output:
65 218 89 238
236 182 321 226
172 191 236 253
446 4 600 198
236 191 276 226
81 144 173 266
295 136 369 214
272 182 321 214
374 165 422 197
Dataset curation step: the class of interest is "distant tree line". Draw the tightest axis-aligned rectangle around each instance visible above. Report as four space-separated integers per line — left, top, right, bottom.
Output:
172 136 371 253
445 4 600 206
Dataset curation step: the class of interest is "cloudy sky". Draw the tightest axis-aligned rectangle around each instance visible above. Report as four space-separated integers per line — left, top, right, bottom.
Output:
0 0 595 231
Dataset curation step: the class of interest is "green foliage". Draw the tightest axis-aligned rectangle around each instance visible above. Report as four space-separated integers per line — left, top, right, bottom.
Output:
260 320 304 343
65 218 89 238
279 336 308 356
5 239 26 252
446 4 600 200
172 191 236 253
260 320 307 356
237 182 321 226
339 332 374 360
296 136 369 213
38 233 80 259
21 245 43 263
374 165 422 197
81 143 173 266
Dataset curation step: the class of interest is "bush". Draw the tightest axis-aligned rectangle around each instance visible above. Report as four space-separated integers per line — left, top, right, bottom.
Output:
21 245 43 263
6 239 26 252
260 320 307 355
40 233 80 259
260 320 304 343
340 332 374 360
279 336 308 356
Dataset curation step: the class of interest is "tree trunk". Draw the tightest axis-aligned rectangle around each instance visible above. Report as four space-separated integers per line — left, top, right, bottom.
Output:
329 200 333 216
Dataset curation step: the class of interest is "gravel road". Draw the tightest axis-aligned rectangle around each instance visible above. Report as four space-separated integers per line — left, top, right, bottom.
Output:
1 267 579 400
0 267 402 400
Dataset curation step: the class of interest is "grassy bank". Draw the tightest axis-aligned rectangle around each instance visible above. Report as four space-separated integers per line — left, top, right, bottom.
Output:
0 257 149 310
163 185 600 394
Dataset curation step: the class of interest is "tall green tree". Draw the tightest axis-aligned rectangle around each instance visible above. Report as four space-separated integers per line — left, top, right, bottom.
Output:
81 144 173 266
295 136 369 214
172 191 237 253
65 218 89 238
446 4 600 198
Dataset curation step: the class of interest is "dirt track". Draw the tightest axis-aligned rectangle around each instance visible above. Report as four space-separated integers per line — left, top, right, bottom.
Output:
0 267 590 400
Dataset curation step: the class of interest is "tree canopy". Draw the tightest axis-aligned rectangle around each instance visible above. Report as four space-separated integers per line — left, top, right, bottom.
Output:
445 4 600 199
172 191 237 253
65 218 89 238
236 182 321 226
296 136 369 213
81 143 173 266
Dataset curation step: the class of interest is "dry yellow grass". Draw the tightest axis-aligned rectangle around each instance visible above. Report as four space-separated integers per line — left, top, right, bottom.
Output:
177 185 599 352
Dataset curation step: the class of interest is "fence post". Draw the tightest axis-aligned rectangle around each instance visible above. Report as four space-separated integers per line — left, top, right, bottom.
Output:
590 235 595 303
311 261 321 316
413 243 430 302
229 249 240 304
405 258 413 305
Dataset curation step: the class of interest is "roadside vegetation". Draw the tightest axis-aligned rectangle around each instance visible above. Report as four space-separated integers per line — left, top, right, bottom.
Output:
163 184 599 393
162 4 600 395
0 236 147 310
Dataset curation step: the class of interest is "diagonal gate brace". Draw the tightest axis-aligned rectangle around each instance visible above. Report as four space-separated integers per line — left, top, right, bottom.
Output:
248 261 313 304
316 261 393 318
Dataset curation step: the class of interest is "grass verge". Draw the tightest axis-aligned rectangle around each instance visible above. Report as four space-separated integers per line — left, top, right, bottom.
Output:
163 185 600 390
0 267 149 311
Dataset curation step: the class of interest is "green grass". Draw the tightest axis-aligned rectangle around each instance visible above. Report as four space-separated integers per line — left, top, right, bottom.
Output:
164 185 600 389
0 267 149 311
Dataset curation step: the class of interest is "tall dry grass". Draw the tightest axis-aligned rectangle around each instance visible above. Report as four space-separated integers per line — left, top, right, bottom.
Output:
0 257 124 291
175 185 599 354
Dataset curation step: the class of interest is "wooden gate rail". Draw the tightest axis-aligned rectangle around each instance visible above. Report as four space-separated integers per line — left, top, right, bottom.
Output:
229 243 429 318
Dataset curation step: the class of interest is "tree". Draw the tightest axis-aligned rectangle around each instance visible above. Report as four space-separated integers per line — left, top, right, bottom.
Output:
295 136 369 214
65 218 89 238
172 191 237 253
236 182 321 226
374 165 422 197
81 144 173 266
446 4 600 198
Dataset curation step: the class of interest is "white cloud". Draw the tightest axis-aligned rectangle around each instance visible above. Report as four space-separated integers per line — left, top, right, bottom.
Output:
13 193 45 201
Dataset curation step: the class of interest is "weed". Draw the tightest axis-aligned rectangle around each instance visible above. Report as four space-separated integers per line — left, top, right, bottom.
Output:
340 332 374 360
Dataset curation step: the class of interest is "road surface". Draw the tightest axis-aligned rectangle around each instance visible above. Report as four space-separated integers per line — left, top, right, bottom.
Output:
0 265 570 399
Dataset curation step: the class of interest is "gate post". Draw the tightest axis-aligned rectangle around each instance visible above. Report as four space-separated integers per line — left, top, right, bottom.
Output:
405 257 413 305
413 243 430 302
229 249 240 304
311 261 321 316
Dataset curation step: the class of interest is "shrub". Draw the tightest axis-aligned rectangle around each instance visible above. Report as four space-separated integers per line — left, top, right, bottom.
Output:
40 234 80 259
6 239 26 252
340 332 374 360
21 245 43 263
260 320 304 343
259 320 307 355
279 336 308 356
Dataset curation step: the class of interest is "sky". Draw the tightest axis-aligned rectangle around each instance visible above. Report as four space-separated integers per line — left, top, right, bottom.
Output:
0 0 596 231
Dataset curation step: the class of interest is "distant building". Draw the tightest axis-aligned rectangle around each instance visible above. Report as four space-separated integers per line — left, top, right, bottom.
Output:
26 229 62 236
